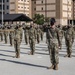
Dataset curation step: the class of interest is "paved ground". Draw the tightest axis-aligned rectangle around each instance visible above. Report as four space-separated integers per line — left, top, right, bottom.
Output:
0 33 75 75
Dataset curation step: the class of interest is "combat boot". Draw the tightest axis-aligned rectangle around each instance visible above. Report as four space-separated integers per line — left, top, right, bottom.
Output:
16 54 20 58
54 64 58 70
28 51 34 55
47 64 54 69
64 54 69 57
68 54 72 58
13 54 17 58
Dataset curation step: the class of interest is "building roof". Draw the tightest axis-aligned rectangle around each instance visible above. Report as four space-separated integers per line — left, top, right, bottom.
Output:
0 14 33 22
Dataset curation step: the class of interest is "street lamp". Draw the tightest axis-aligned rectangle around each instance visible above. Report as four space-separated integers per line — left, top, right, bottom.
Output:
2 0 3 26
72 0 74 25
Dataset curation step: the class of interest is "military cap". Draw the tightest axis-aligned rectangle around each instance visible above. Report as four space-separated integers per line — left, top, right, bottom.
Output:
50 18 56 23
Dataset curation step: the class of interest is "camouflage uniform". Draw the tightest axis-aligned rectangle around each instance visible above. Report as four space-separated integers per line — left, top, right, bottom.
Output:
4 26 8 44
0 27 3 41
73 25 75 36
9 26 14 46
40 26 44 41
46 26 59 69
18 25 23 43
64 25 74 57
29 25 36 55
36 26 41 43
23 26 29 45
57 25 63 49
14 26 21 58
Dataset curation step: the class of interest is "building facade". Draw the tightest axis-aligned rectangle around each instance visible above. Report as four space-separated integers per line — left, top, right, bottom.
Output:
0 0 75 25
0 0 31 18
31 0 73 25
0 0 9 14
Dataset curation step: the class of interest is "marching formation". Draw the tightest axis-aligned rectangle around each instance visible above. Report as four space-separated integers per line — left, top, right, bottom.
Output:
0 18 75 70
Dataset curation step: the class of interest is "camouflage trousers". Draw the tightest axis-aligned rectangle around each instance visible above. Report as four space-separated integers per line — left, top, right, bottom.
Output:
0 33 3 41
48 39 59 65
29 38 35 54
37 34 40 43
20 34 23 43
9 36 14 46
65 39 72 56
4 34 8 44
14 39 21 57
40 32 44 41
58 37 63 48
24 34 29 44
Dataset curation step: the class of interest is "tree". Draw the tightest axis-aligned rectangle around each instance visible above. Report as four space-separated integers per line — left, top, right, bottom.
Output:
33 14 44 25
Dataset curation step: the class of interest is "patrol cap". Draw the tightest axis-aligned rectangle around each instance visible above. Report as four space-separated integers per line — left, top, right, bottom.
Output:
50 18 56 23
50 18 56 26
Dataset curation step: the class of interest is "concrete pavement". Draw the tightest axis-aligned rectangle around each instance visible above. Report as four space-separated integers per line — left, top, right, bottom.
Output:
0 34 75 75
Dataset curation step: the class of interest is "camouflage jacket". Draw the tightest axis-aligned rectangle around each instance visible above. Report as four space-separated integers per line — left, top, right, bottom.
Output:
57 27 63 37
29 27 36 39
46 27 59 44
65 27 74 40
14 29 21 41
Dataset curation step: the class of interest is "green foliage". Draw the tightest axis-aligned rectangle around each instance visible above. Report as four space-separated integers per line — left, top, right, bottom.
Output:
45 17 50 22
33 14 44 25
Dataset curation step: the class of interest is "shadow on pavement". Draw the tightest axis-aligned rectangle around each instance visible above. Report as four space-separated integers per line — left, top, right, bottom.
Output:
0 59 47 69
0 49 14 53
0 49 28 55
0 53 13 57
20 47 30 50
59 53 75 57
35 52 49 55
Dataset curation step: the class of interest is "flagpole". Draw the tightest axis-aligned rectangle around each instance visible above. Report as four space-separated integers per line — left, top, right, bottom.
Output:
2 0 3 26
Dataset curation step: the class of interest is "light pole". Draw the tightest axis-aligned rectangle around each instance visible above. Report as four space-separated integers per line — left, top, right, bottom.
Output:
67 0 68 25
2 0 3 26
45 0 47 22
72 0 74 25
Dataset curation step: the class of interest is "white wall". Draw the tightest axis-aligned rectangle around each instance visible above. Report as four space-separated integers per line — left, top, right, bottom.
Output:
47 0 56 3
47 5 56 10
56 19 68 25
36 6 45 11
61 19 67 25
47 12 56 17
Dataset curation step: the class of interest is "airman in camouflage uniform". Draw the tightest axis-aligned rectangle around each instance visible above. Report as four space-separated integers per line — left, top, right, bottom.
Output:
0 26 3 41
18 24 23 43
46 18 59 70
40 25 44 41
28 24 36 55
36 25 41 43
9 25 14 46
14 25 21 58
57 25 63 49
23 25 29 45
64 25 74 58
4 26 8 44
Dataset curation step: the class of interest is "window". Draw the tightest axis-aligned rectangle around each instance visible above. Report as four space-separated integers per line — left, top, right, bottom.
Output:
7 0 9 2
27 1 29 2
41 7 43 10
0 0 5 3
18 6 20 8
41 1 43 3
21 7 23 8
7 6 9 9
34 1 36 4
34 8 36 10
